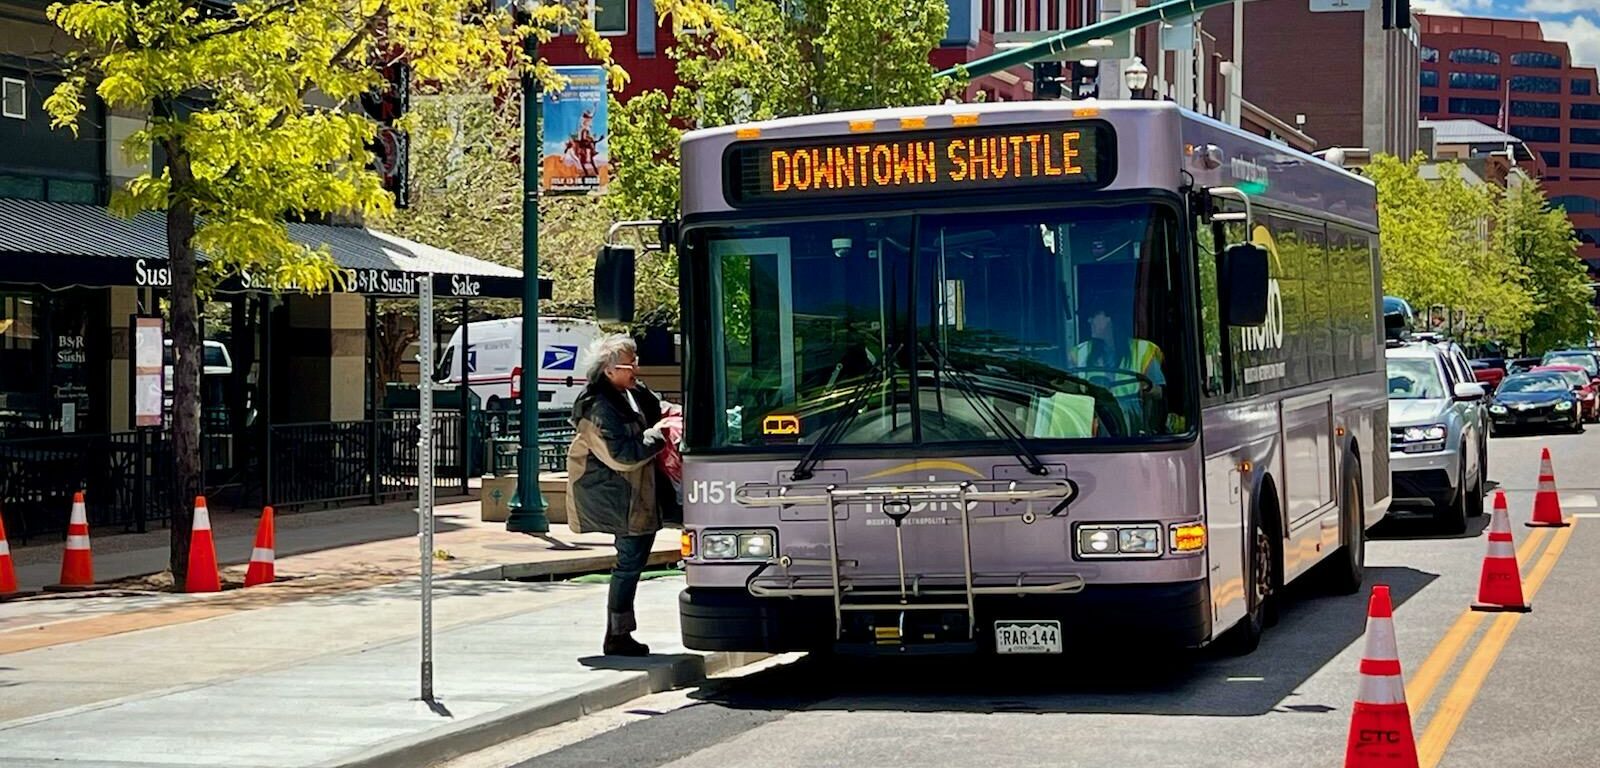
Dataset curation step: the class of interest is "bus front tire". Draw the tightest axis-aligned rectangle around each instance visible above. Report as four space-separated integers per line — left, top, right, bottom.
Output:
1218 502 1277 656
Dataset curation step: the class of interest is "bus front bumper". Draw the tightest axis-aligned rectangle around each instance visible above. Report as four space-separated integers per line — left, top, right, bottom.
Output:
679 580 1211 655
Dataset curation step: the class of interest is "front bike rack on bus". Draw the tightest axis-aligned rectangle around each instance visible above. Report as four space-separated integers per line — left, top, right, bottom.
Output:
733 479 1084 643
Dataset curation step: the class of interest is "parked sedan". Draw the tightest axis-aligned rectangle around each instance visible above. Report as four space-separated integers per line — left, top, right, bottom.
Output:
1487 372 1585 435
1470 359 1505 393
1541 349 1600 381
1531 365 1600 422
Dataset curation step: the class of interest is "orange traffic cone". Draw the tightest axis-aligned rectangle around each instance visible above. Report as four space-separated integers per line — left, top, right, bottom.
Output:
1527 448 1570 528
1473 491 1531 613
183 496 221 593
243 506 276 588
48 492 97 591
0 505 34 601
1344 584 1419 768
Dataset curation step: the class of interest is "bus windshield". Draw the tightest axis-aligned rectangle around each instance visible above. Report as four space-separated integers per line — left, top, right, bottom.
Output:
688 201 1192 449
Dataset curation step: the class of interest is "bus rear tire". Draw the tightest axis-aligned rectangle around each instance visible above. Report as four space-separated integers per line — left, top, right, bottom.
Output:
1323 459 1366 596
1218 502 1276 656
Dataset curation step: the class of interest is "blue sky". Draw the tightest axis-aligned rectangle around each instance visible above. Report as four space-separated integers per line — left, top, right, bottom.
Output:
1414 0 1600 68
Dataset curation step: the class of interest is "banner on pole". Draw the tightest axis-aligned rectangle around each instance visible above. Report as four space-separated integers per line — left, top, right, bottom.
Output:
541 66 610 195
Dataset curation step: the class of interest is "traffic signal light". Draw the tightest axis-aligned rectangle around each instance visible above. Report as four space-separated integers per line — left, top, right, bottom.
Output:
1383 0 1411 30
1033 61 1064 100
362 61 412 209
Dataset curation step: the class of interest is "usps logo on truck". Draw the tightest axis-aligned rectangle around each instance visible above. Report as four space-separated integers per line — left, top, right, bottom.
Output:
543 345 579 371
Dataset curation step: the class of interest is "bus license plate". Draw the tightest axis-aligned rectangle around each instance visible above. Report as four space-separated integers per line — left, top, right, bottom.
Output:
994 620 1063 654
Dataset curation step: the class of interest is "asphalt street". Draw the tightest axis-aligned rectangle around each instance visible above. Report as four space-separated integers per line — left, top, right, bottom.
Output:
466 429 1599 768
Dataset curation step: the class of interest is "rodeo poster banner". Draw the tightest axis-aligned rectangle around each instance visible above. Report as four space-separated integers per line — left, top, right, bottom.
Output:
541 66 610 195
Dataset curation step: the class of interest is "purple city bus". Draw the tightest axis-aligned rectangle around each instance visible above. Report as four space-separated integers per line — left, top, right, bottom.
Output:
597 100 1390 655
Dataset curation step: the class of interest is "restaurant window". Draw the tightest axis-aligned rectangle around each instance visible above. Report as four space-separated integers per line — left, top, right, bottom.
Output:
1 77 23 119
0 290 104 436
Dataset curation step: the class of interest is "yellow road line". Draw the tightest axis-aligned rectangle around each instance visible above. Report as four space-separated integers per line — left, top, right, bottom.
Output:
1416 518 1578 768
1404 527 1550 712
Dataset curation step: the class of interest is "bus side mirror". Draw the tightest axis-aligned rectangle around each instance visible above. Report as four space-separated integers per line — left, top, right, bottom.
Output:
595 244 636 324
1222 243 1270 327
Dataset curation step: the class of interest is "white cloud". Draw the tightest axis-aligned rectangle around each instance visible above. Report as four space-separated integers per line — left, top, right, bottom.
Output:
1522 0 1592 13
1542 13 1600 69
1415 0 1478 17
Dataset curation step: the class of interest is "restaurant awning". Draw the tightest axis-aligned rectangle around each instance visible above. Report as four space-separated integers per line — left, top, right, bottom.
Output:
0 198 549 300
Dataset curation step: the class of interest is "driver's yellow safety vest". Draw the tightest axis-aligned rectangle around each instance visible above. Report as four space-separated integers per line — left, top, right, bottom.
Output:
1071 339 1164 400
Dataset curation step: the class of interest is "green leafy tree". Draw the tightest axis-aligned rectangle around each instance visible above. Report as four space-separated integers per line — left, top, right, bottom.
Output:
43 0 739 582
1368 154 1532 344
607 0 963 324
1505 179 1597 351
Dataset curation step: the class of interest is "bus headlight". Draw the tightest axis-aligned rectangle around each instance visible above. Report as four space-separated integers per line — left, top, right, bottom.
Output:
739 532 774 559
698 529 776 561
1076 524 1163 558
701 533 738 560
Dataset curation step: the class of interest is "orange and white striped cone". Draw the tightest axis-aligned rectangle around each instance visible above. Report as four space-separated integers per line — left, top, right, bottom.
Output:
183 496 221 593
1473 490 1531 613
0 505 36 601
47 492 98 591
1527 447 1570 528
1344 584 1419 768
243 506 276 588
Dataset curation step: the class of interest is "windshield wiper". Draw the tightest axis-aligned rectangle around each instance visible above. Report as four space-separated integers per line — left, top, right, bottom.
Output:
921 341 1049 477
790 343 902 482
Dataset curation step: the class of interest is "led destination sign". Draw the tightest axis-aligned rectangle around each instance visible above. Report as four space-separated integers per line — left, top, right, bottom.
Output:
725 122 1114 206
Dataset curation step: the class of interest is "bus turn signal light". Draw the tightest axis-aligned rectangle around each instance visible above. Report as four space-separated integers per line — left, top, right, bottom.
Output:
1171 524 1207 553
681 531 695 558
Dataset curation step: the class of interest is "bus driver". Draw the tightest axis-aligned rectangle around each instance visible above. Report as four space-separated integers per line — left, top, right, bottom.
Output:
1070 298 1166 433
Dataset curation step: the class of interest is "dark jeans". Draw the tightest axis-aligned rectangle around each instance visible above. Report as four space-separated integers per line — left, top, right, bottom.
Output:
608 533 654 635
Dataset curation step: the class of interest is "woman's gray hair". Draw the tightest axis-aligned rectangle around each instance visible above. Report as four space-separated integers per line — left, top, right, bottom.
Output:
585 334 638 384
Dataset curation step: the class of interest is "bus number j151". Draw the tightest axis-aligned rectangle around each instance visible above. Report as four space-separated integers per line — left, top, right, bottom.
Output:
687 480 740 505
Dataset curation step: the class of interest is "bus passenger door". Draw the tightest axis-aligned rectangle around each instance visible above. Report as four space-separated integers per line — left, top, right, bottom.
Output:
1205 452 1248 632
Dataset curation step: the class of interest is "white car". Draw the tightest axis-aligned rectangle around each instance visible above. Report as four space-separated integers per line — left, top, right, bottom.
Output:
1386 341 1488 533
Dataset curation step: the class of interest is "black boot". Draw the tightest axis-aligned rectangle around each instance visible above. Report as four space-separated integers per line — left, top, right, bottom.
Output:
603 633 650 657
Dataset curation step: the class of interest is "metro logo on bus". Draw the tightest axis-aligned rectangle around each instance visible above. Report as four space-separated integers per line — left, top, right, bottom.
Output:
727 122 1113 206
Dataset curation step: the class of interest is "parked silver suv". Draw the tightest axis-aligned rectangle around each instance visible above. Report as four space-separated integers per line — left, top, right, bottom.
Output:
1386 341 1488 533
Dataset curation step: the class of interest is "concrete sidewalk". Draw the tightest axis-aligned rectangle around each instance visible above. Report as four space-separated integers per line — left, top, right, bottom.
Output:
8 495 681 591
0 574 751 768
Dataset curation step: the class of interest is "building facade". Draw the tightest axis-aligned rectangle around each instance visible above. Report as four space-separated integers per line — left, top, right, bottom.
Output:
1202 1 1420 159
1417 13 1600 272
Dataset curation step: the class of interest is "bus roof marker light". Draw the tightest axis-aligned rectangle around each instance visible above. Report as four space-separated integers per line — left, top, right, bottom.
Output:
899 116 927 129
735 127 761 139
952 113 981 127
848 119 876 133
1073 107 1100 118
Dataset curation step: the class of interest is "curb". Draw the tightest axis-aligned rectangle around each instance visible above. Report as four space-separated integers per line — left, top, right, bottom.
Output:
446 549 682 582
325 650 768 768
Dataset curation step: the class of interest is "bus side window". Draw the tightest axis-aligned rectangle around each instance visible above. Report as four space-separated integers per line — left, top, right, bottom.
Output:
1195 217 1225 402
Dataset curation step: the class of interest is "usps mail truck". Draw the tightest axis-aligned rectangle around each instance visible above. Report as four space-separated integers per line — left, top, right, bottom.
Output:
434 317 604 412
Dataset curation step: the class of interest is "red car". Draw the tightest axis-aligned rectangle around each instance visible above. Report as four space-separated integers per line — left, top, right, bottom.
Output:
1471 360 1505 392
1532 365 1599 422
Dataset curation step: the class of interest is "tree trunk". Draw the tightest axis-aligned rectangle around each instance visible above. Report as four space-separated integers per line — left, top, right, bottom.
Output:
166 140 201 584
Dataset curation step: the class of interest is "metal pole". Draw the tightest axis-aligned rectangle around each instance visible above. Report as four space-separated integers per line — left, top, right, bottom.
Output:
417 278 436 703
262 295 275 508
367 297 380 505
507 15 550 533
460 299 471 496
934 0 1257 81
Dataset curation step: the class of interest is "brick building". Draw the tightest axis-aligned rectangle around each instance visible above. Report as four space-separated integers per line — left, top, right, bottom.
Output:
1417 13 1600 273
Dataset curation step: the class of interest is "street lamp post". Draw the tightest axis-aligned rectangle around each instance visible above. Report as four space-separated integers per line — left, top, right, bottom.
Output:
1124 56 1150 100
506 4 550 534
